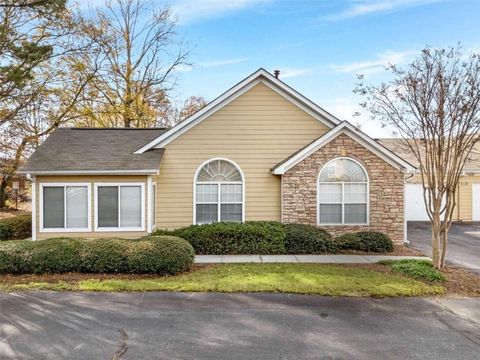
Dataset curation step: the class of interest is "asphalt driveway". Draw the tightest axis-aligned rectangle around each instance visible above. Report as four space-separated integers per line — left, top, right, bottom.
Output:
408 221 480 273
1 292 479 360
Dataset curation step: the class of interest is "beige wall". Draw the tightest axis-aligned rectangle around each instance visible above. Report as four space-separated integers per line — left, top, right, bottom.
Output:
154 82 331 229
406 173 480 221
35 175 148 239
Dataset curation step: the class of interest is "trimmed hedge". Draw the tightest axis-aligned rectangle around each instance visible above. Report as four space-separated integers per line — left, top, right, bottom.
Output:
284 223 337 254
336 231 394 253
0 236 194 275
156 221 286 255
154 223 394 255
0 215 32 240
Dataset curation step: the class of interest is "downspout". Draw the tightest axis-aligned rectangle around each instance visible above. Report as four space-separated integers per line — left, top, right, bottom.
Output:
403 172 415 244
27 174 37 241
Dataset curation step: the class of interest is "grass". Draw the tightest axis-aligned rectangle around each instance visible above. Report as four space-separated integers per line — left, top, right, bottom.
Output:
380 260 446 283
0 264 445 297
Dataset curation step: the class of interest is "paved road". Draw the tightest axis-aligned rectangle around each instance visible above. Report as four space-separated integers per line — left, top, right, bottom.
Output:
408 221 480 273
1 292 479 360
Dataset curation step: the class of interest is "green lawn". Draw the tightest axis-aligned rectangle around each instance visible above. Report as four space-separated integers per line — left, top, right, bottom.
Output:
0 264 445 297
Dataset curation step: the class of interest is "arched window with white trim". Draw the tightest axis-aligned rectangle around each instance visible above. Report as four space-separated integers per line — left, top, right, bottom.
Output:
318 157 369 225
194 158 244 224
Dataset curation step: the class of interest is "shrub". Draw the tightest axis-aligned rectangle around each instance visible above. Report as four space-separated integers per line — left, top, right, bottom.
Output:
380 259 446 283
127 236 194 274
154 221 285 255
79 238 129 273
283 223 336 254
0 215 32 240
336 231 394 253
0 236 194 275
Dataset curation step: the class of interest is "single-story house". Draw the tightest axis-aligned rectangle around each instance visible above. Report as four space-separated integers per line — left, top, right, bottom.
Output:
378 139 480 222
19 68 416 243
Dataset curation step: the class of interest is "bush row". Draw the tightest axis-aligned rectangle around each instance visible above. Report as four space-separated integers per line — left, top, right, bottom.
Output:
153 222 393 255
0 215 32 241
0 236 194 275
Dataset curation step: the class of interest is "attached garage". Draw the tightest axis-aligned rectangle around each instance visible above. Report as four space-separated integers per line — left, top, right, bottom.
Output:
405 184 430 221
473 183 480 221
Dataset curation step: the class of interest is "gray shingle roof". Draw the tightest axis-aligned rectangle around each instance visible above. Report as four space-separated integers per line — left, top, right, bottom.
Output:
19 128 167 174
378 138 480 171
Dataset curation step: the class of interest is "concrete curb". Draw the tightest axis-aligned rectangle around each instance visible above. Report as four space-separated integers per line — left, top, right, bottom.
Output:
195 255 431 264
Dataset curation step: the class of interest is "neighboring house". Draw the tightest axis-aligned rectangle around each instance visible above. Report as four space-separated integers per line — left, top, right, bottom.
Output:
19 69 415 242
379 139 480 222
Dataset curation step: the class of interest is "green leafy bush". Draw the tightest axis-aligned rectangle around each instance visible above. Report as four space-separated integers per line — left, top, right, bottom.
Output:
0 215 32 240
127 236 194 274
336 231 394 253
154 221 286 255
0 236 194 275
284 223 336 254
380 259 446 283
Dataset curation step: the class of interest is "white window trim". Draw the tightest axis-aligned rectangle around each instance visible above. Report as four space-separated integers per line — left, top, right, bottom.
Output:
94 182 145 232
39 182 92 233
193 158 246 224
317 157 370 226
152 181 157 227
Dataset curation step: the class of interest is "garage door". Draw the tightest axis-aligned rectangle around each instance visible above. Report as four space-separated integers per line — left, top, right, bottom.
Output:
473 183 480 221
405 184 430 221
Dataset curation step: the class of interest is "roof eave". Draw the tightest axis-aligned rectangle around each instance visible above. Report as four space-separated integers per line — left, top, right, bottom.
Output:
272 122 416 175
17 169 160 176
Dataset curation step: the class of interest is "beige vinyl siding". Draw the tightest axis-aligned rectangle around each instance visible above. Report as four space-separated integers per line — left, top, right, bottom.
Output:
458 174 480 221
154 83 331 229
35 175 148 239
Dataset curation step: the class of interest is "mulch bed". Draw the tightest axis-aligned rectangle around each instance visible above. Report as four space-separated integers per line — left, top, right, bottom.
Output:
441 266 480 297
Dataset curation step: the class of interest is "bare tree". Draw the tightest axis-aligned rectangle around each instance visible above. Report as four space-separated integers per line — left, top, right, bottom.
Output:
356 46 480 269
78 0 189 128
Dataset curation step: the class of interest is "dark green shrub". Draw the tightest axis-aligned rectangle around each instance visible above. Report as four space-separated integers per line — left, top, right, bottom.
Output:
127 236 194 274
154 221 285 255
0 215 32 240
80 238 129 273
0 236 194 275
283 223 336 254
380 259 446 283
336 231 394 253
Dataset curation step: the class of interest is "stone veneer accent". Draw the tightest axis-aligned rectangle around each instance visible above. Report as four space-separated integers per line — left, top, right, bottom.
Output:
282 133 405 243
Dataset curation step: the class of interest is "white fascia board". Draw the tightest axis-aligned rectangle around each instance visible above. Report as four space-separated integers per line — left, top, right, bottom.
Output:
273 122 416 174
134 68 341 153
19 169 159 175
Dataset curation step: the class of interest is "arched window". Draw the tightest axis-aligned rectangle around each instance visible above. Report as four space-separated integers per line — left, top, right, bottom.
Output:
317 157 369 225
194 158 244 224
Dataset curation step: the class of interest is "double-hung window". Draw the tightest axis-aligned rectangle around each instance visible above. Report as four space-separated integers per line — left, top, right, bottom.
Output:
194 159 244 224
95 183 144 231
40 183 91 232
318 158 369 225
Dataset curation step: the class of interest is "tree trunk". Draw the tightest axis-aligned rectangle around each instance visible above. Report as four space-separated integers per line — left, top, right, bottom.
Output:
0 178 7 208
430 212 442 269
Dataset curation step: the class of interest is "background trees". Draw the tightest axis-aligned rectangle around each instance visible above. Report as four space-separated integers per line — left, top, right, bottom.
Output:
0 0 205 208
73 0 189 128
357 46 480 269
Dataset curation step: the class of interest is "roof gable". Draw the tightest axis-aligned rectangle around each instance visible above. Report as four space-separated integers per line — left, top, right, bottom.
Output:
134 68 341 154
272 121 416 174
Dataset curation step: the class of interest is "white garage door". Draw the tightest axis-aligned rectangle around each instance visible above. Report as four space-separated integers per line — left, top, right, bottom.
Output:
473 183 480 221
405 184 430 221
